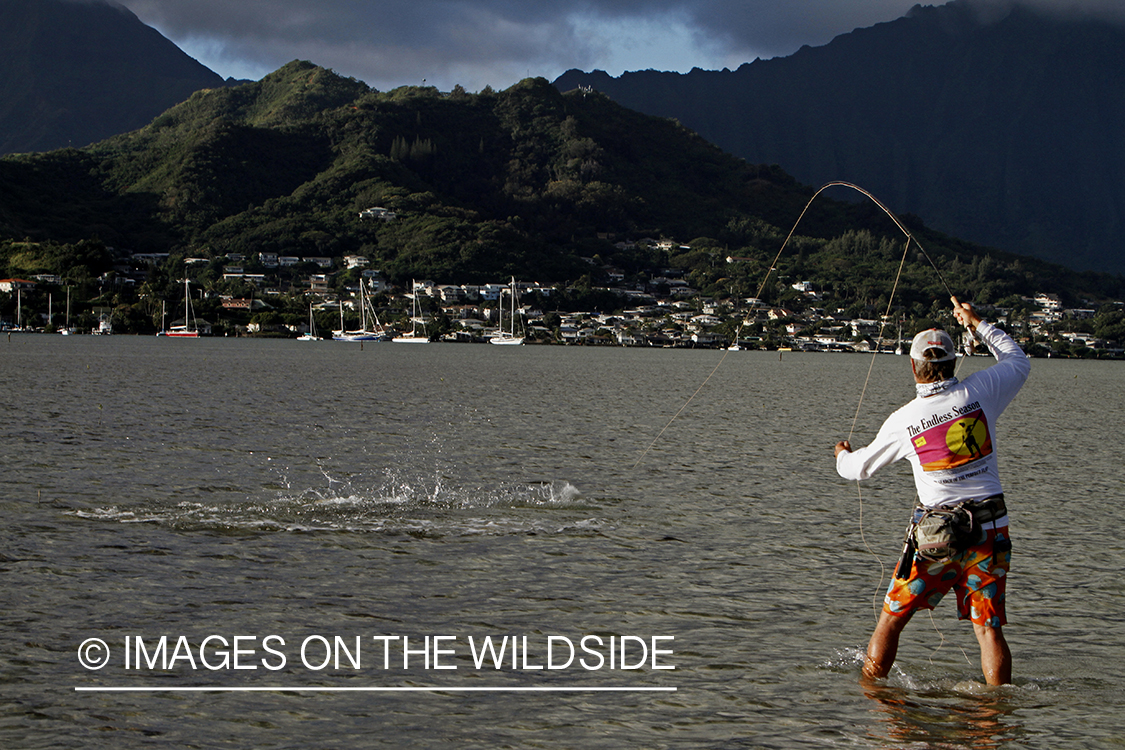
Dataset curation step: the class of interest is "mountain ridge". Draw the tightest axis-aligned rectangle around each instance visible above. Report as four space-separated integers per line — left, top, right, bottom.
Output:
0 0 229 154
4 61 1121 317
554 0 1125 275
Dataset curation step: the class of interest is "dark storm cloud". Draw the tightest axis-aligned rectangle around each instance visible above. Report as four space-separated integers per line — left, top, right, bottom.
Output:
117 0 1125 90
123 0 611 88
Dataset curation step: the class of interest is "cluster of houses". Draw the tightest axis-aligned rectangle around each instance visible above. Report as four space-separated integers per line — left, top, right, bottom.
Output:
417 282 1118 352
4 240 1120 353
319 276 1120 353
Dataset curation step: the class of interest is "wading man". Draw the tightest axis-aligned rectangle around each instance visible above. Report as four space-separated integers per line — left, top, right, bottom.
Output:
834 297 1030 685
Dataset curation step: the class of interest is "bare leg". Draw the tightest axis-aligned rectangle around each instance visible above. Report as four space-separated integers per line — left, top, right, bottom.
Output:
862 609 914 681
973 622 1012 685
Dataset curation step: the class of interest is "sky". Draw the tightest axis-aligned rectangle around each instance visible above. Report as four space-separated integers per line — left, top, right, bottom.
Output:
115 0 1125 92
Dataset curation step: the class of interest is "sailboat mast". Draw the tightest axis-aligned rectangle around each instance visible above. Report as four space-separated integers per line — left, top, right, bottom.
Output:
361 283 367 332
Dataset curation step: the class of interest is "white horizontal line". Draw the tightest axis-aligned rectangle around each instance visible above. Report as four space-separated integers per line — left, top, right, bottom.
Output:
75 686 676 693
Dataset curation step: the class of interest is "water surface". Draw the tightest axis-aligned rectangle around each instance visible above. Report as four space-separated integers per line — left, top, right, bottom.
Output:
2 335 1122 748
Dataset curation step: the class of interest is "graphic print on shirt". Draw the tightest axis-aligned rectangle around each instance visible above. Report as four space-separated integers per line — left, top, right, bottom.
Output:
910 409 992 472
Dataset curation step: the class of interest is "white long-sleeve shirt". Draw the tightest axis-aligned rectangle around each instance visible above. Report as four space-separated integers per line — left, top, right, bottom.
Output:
836 321 1030 508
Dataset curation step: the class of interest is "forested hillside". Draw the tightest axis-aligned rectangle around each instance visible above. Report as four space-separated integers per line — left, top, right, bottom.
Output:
2 61 1122 337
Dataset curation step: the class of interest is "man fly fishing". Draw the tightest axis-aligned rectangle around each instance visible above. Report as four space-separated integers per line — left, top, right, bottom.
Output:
834 296 1030 685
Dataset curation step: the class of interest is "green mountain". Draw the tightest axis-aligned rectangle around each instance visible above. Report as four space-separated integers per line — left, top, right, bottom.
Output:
0 0 227 154
554 0 1125 275
1 62 837 284
2 61 1122 336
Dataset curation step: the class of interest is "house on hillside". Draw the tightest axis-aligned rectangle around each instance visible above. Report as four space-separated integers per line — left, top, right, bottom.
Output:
1035 293 1062 311
221 298 251 310
0 279 36 293
359 207 396 221
222 273 268 286
362 270 387 293
436 285 464 302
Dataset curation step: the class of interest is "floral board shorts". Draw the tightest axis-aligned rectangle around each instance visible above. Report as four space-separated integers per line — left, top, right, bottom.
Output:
884 523 1011 627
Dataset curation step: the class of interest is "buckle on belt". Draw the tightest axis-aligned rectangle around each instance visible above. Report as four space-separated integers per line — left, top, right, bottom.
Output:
966 494 1006 523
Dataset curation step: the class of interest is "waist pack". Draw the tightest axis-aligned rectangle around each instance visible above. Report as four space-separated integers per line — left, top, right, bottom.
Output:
909 495 1007 562
912 504 974 562
896 495 1007 576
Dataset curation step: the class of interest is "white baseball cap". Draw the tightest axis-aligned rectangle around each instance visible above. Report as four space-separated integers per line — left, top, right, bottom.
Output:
909 328 956 362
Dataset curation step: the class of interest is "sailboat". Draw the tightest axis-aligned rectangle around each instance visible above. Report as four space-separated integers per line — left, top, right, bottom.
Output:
333 283 388 341
489 277 524 345
166 278 199 337
727 321 745 350
60 287 78 335
297 303 320 341
392 281 430 343
12 287 27 332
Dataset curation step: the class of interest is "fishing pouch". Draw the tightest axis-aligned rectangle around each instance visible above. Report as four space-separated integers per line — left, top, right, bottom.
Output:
911 502 974 562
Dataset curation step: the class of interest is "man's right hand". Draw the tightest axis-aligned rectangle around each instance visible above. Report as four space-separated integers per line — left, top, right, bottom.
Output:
834 440 851 458
952 296 983 330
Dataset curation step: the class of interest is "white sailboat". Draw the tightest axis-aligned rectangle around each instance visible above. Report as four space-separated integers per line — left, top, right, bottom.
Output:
166 278 199 337
12 287 27 332
727 321 745 350
297 302 320 341
60 287 78 335
392 281 430 343
489 277 524 345
333 282 388 342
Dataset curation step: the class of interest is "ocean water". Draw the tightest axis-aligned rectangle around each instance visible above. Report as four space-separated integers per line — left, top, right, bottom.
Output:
2 334 1123 748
